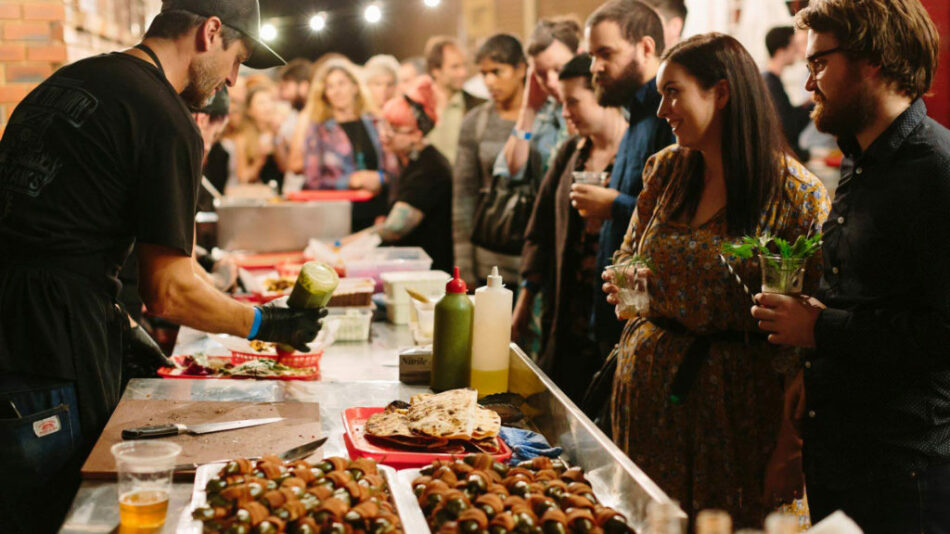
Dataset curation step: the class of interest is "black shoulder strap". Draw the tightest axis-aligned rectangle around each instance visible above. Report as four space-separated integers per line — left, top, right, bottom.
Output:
134 44 165 77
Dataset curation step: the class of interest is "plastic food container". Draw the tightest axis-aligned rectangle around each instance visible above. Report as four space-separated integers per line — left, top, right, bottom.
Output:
326 309 373 341
382 295 412 325
381 270 451 305
326 277 375 307
346 247 433 292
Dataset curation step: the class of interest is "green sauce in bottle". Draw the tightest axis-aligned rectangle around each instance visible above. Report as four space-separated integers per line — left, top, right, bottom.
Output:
431 266 473 392
279 261 339 353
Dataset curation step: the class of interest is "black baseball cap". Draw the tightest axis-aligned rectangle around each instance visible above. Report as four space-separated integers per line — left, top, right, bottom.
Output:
160 0 285 69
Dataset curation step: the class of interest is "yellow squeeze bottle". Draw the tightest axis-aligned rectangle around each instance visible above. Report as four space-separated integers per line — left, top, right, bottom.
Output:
469 266 513 397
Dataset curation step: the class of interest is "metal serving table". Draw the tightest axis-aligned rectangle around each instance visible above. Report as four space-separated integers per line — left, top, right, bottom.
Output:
60 323 682 533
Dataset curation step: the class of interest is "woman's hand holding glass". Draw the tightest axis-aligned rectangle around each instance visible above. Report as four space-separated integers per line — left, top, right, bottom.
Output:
570 184 618 220
603 264 652 320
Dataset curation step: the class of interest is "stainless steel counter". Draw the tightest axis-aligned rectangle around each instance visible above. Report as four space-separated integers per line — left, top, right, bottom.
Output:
60 323 682 533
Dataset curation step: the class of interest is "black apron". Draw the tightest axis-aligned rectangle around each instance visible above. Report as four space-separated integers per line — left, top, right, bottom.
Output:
0 42 167 534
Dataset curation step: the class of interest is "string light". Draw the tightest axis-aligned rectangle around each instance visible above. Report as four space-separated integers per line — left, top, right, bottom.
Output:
260 22 278 42
364 3 382 24
309 12 327 32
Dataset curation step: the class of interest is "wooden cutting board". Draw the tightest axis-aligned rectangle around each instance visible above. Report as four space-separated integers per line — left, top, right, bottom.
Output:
81 400 321 480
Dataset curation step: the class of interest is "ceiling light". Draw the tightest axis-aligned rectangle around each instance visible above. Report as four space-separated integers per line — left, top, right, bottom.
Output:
260 23 277 42
364 4 382 24
424 0 441 7
309 13 326 32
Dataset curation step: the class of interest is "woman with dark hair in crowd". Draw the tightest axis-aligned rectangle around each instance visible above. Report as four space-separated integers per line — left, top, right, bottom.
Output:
515 53 628 403
453 33 526 285
346 76 454 273
288 58 399 231
601 33 830 525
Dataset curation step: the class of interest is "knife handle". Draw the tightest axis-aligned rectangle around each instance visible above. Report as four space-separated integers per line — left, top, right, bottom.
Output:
122 423 184 440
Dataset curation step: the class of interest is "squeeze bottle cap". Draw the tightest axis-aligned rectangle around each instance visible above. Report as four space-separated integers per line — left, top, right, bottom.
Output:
487 266 504 288
446 266 468 294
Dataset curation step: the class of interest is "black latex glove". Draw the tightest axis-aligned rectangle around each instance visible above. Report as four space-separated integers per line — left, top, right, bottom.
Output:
252 305 328 352
123 325 174 380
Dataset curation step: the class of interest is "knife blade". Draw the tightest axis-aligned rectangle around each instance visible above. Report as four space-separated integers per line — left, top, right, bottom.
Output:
173 436 328 472
279 436 328 462
121 417 284 440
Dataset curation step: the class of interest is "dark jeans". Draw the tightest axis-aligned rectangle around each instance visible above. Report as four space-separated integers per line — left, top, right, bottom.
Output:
808 463 950 534
0 374 85 534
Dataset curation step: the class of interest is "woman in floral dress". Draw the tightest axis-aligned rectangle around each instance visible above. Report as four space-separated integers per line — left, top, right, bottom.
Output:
602 34 830 526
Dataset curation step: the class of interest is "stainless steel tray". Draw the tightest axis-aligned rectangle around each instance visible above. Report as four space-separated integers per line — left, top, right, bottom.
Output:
178 462 427 533
215 199 351 252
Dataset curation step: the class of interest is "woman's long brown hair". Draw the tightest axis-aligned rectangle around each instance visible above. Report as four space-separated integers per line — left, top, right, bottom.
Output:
661 33 791 236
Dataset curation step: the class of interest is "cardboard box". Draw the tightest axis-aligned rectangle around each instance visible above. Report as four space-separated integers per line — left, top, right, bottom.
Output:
399 346 432 384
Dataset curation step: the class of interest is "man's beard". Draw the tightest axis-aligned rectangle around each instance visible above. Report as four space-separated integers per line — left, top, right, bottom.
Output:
594 58 645 107
811 66 875 139
181 57 221 110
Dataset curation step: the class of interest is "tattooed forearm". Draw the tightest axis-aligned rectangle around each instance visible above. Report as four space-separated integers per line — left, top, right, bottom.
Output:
377 201 424 241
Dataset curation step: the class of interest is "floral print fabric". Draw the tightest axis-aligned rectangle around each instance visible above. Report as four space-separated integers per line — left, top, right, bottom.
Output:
610 145 830 526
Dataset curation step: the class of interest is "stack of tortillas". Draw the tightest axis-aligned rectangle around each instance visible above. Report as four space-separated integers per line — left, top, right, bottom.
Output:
364 388 502 453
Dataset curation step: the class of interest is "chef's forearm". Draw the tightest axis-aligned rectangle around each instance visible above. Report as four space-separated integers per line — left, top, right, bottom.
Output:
138 244 255 337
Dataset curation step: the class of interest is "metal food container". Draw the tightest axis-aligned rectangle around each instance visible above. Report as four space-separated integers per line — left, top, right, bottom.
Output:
214 198 351 252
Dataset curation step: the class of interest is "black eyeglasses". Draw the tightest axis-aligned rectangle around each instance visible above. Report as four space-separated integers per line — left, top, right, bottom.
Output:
806 46 845 77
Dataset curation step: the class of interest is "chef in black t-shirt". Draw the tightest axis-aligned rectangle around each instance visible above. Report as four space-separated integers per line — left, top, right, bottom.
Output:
346 76 454 273
0 2 326 531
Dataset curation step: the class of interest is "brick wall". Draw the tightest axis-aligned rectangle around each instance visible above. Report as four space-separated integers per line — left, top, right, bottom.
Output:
0 0 158 133
0 2 67 130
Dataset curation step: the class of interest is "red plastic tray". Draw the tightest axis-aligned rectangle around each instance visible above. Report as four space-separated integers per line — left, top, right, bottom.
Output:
285 190 374 202
233 251 307 270
157 356 321 381
342 406 512 469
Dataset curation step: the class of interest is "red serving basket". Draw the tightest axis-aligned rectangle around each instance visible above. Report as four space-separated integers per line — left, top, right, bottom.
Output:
228 349 324 369
158 355 321 381
342 406 512 469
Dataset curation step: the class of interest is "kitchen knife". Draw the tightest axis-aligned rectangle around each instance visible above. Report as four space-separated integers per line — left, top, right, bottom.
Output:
121 417 284 440
172 436 328 472
278 436 328 462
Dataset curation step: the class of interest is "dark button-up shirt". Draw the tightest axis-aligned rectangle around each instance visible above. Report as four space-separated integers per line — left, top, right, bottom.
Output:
805 99 950 488
592 77 675 345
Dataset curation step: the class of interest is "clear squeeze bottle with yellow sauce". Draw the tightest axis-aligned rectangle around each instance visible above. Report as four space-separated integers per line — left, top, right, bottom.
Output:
469 266 512 397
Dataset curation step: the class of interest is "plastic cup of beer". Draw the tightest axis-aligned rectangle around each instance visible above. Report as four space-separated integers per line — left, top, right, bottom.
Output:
111 440 181 531
572 171 608 216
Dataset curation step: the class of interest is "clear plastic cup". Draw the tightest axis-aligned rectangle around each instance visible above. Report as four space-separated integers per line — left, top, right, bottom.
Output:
572 171 607 185
606 263 650 318
759 255 806 295
411 297 438 339
111 440 181 531
572 171 608 216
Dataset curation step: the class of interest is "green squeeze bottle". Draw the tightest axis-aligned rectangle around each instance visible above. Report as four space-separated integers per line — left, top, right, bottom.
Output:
431 266 474 392
278 261 340 354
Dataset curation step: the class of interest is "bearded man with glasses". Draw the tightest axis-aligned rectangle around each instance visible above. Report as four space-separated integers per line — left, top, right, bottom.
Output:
751 1 950 531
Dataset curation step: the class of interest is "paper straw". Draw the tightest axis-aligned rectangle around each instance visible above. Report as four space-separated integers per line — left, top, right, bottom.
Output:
718 254 756 305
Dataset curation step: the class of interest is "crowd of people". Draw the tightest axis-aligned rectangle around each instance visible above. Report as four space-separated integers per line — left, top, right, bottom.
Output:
1 0 948 532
